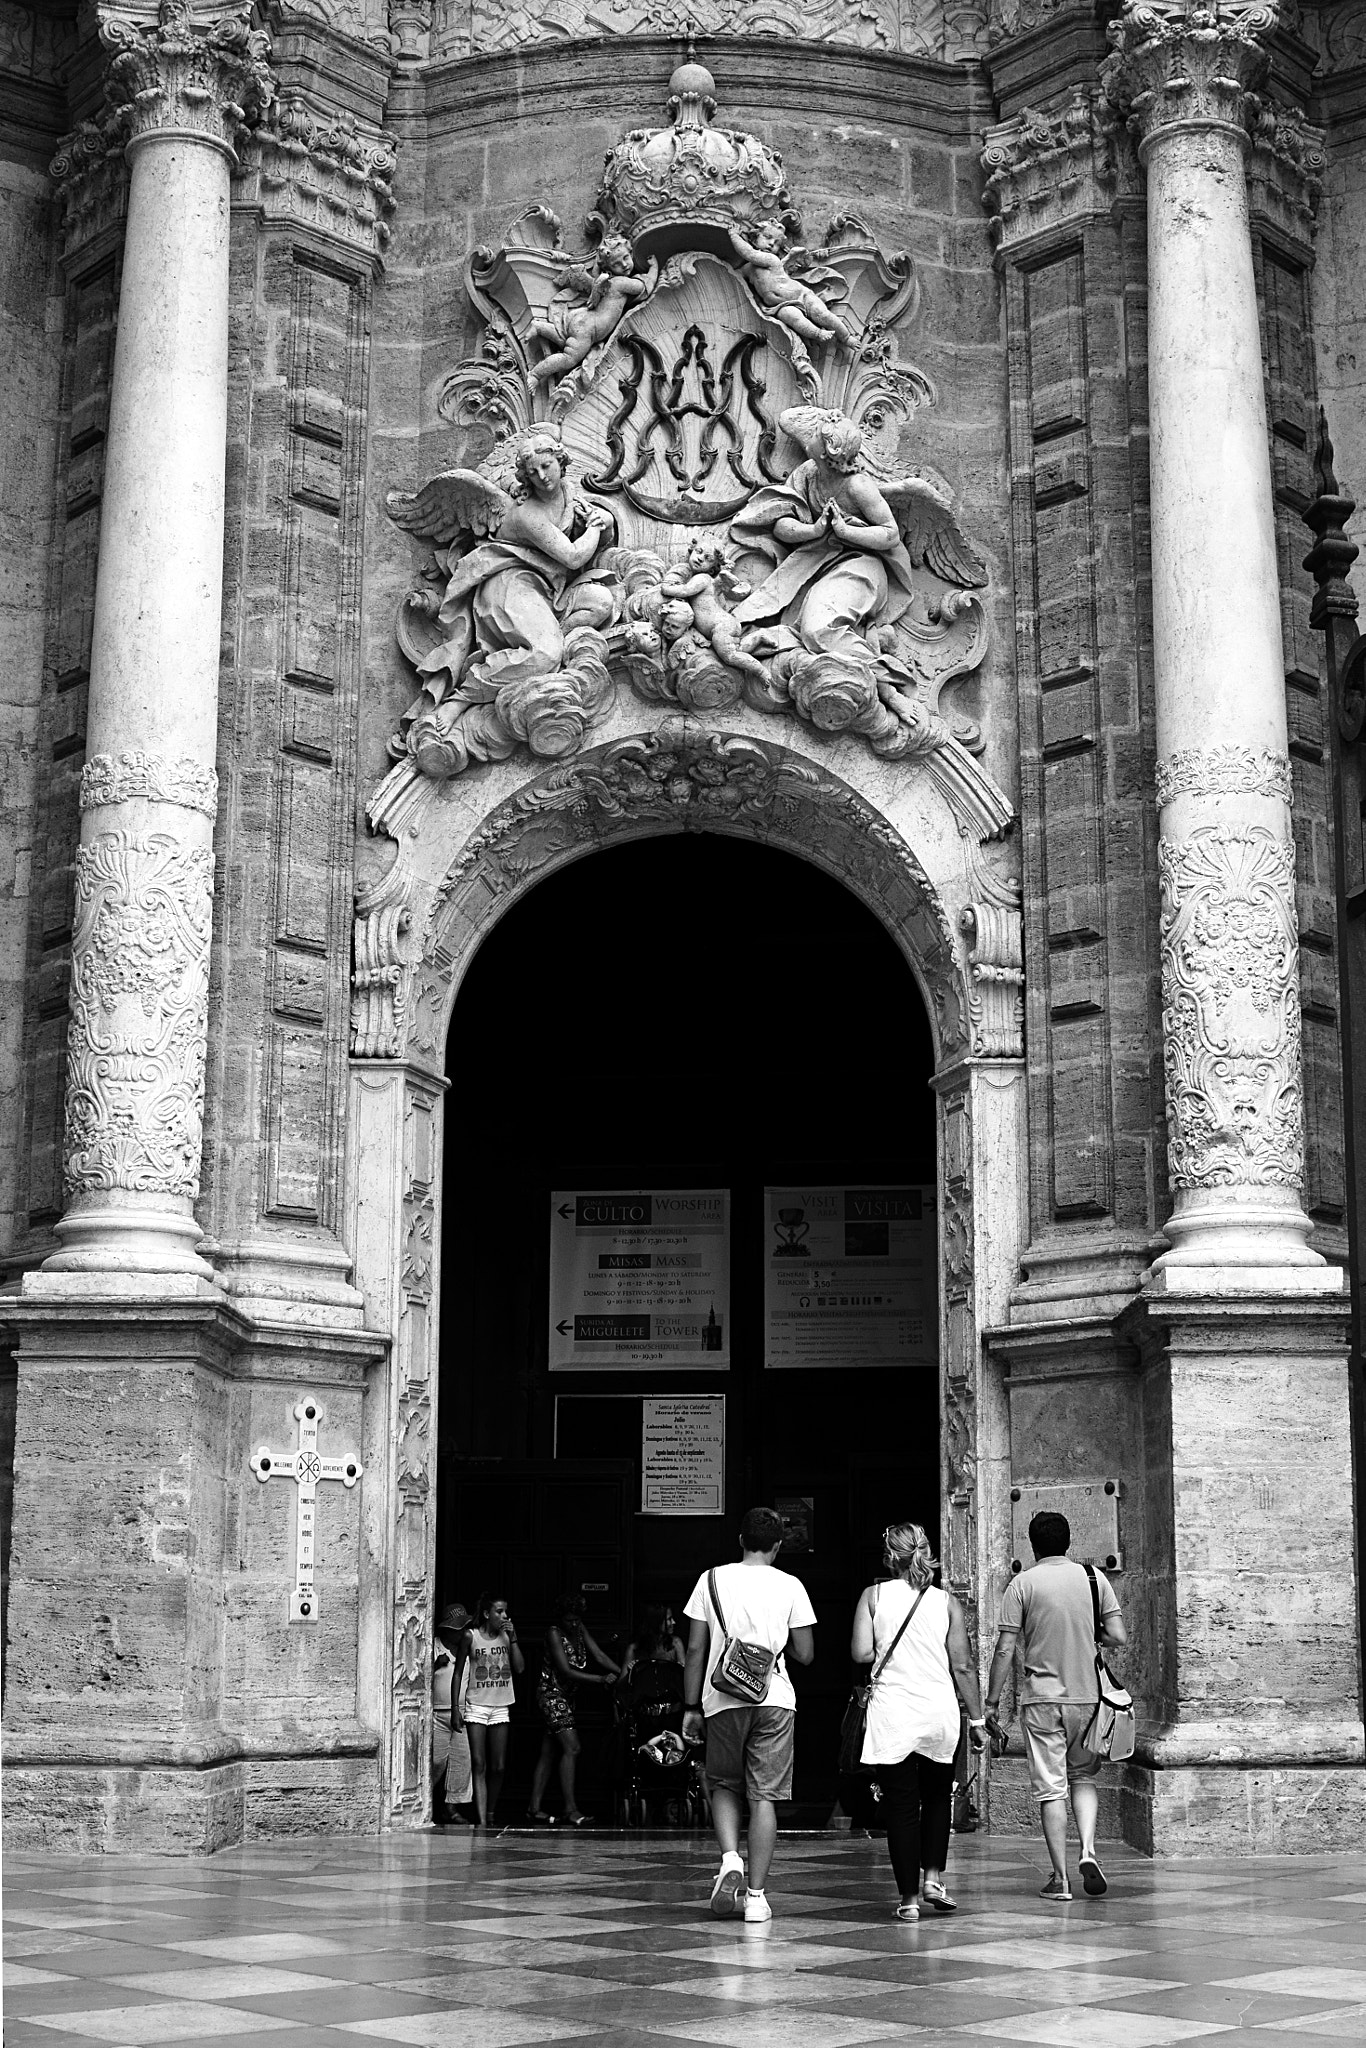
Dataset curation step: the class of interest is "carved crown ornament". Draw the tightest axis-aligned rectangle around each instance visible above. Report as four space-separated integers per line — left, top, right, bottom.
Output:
375 61 1012 861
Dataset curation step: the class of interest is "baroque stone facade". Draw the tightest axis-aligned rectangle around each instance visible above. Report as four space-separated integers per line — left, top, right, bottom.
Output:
0 0 1362 1858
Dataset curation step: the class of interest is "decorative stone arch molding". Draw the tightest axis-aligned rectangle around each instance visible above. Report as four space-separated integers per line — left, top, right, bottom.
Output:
347 712 1026 1823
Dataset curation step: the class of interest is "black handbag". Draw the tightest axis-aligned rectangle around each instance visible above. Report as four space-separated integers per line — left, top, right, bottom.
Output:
838 1583 928 1776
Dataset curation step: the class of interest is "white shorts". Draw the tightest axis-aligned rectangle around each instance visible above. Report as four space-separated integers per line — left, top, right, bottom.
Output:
463 1703 510 1727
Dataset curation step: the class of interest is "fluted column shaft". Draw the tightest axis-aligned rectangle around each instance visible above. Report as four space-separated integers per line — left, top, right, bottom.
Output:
38 4 272 1285
1105 2 1336 1281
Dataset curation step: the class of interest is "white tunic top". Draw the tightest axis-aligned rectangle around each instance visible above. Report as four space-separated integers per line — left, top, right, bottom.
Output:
860 1579 960 1767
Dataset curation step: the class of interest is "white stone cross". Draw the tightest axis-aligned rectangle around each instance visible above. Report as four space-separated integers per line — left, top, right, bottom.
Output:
250 1396 363 1624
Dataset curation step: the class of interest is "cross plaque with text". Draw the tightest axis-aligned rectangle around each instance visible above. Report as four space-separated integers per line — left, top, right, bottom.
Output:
250 1397 363 1624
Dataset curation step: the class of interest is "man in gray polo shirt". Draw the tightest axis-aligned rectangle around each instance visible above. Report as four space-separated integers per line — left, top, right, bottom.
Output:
985 1510 1126 1901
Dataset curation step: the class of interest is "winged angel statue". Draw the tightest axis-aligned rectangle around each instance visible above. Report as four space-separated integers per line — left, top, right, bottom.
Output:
387 407 988 777
387 427 619 776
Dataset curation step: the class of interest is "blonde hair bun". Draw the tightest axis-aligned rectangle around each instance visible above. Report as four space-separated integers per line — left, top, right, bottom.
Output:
882 1520 938 1589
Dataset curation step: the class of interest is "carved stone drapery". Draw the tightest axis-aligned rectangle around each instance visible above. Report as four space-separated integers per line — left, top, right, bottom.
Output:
64 832 214 1201
99 0 273 160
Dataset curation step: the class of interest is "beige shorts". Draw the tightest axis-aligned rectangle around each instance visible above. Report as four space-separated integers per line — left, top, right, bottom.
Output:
705 1705 795 1804
1021 1702 1101 1803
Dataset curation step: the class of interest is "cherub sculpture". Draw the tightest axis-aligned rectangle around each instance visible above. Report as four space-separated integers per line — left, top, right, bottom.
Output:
727 222 857 352
728 405 987 755
386 427 620 775
528 233 660 390
661 540 770 689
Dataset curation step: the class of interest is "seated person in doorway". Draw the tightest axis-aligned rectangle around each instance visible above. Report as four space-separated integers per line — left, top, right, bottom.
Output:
622 1603 686 1676
462 1591 524 1829
529 1591 620 1826
432 1601 474 1824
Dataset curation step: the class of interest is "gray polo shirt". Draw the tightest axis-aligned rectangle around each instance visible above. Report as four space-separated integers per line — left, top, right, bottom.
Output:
997 1556 1121 1705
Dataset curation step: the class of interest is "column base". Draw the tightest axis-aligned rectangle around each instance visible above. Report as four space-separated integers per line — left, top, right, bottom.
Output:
1152 1191 1340 1274
1118 1760 1366 1857
39 1202 215 1282
0 1752 381 1855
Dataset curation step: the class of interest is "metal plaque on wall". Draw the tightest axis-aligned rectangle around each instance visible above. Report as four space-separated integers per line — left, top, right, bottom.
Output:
1009 1479 1122 1573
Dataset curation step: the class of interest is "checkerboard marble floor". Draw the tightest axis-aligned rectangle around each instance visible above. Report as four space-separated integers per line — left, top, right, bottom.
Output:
6 1830 1366 2048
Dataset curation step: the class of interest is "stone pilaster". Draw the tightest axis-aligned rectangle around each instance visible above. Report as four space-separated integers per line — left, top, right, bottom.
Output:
27 3 272 1289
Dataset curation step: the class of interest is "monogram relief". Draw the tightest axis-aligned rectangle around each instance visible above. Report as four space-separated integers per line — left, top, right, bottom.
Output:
1158 824 1304 1191
64 831 214 1199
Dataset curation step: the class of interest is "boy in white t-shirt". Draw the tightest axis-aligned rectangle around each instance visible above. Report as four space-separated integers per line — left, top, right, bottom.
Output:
683 1506 817 1923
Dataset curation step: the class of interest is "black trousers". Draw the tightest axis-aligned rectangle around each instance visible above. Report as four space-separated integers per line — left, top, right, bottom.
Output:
879 1750 955 1897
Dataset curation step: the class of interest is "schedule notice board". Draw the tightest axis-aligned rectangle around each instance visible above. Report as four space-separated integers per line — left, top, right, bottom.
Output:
642 1397 725 1515
765 1185 937 1369
549 1190 730 1369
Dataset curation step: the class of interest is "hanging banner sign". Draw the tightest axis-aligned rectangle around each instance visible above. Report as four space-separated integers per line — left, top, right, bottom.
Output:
549 1190 730 1369
764 1185 937 1369
641 1396 726 1515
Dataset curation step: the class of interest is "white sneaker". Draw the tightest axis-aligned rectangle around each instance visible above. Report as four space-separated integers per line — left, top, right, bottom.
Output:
710 1863 744 1917
743 1889 772 1924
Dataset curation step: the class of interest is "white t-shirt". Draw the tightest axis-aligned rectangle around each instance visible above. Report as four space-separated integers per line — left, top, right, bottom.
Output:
684 1561 817 1716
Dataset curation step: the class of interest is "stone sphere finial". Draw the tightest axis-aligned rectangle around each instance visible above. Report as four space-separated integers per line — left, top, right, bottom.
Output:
669 60 716 101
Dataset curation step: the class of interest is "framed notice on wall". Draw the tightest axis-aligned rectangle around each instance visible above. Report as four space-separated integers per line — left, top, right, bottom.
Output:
641 1397 725 1515
764 1185 937 1369
549 1190 730 1370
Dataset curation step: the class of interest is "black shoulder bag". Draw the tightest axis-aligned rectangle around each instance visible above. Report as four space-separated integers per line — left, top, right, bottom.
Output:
838 1584 928 1776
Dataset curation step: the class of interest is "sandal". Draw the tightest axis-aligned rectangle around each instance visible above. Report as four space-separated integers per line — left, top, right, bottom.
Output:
921 1880 957 1913
525 1811 556 1826
563 1811 595 1827
894 1901 920 1921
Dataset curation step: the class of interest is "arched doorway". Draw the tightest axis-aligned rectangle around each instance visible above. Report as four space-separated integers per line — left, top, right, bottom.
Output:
435 833 939 1820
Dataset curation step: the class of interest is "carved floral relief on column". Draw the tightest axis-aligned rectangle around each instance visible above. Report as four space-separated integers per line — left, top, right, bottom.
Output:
389 1079 440 1818
64 831 214 1199
940 1083 977 1651
81 751 220 819
99 0 274 157
1158 822 1304 1192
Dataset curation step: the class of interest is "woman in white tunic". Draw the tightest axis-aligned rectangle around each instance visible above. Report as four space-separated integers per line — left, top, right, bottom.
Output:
850 1522 987 1919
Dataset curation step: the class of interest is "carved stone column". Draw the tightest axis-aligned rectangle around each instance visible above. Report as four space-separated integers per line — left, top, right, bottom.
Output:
1103 2 1338 1281
32 3 272 1287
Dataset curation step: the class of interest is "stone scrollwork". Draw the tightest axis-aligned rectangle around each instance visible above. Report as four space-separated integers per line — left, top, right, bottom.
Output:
959 903 1025 1058
449 1 991 61
381 64 1009 840
1246 98 1326 240
1158 824 1305 1192
49 113 130 262
64 831 215 1201
98 0 274 158
1154 745 1294 809
80 751 220 821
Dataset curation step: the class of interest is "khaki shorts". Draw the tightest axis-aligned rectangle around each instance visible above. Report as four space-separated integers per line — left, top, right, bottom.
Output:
705 1705 796 1804
1021 1702 1101 1804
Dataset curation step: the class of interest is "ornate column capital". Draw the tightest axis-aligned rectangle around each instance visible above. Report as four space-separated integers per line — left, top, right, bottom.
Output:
980 89 1133 251
98 0 274 161
235 97 398 261
1101 3 1284 158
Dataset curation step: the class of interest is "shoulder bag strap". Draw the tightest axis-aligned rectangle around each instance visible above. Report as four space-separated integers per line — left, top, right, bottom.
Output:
708 1568 728 1643
870 1583 929 1687
1083 1561 1101 1643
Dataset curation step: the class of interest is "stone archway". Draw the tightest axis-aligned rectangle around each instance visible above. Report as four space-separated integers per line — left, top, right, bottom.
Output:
346 717 1026 1826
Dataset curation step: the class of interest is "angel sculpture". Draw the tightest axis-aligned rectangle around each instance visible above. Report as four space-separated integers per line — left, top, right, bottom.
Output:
727 223 858 352
528 233 660 390
728 405 988 756
386 427 620 776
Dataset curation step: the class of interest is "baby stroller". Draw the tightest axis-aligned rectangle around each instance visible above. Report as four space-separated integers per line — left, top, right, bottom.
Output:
615 1658 706 1827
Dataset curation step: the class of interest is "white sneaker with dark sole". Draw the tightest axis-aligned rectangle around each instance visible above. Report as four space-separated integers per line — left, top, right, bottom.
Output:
1079 1856 1107 1897
743 1891 772 1924
710 1866 744 1917
1039 1874 1073 1903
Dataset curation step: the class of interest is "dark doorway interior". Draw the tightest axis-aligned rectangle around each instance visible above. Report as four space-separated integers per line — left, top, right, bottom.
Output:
437 832 938 1821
